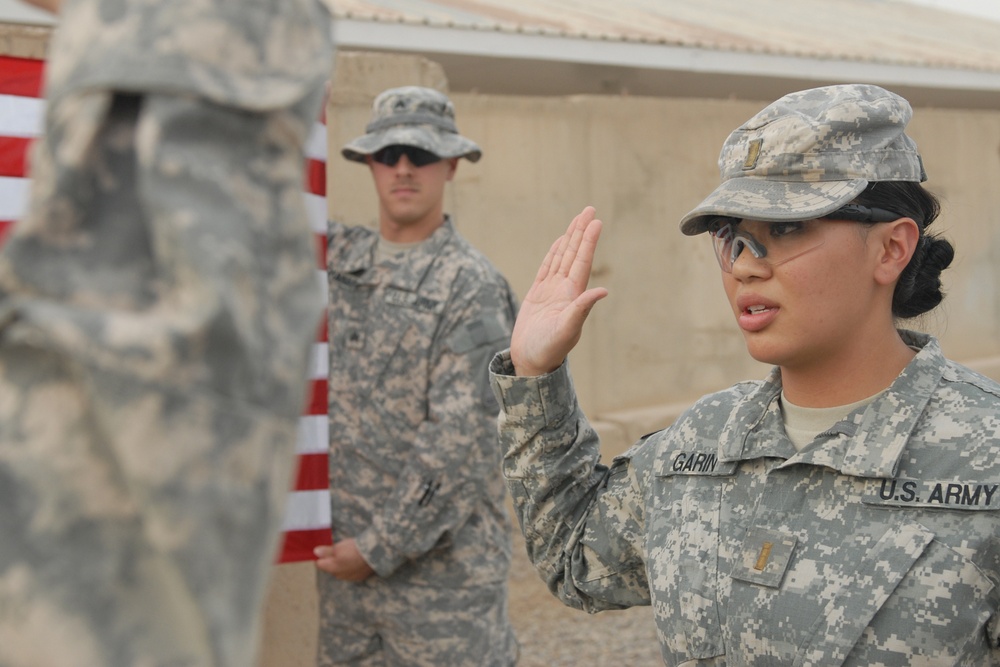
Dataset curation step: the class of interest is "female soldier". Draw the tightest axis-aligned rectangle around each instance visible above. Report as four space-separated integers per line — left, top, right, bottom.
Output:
489 84 1000 665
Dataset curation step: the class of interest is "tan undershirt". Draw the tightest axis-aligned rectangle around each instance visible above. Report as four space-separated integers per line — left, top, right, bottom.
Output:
780 389 884 451
376 236 425 262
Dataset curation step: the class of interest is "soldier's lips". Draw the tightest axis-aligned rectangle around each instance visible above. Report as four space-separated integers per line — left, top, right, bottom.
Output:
738 306 777 332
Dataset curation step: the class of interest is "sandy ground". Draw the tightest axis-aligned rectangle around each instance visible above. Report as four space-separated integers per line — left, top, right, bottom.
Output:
506 529 662 666
256 516 663 666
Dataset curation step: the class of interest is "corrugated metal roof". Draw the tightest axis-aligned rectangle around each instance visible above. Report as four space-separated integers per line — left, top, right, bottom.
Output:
327 0 1000 107
329 0 1000 74
4 0 998 105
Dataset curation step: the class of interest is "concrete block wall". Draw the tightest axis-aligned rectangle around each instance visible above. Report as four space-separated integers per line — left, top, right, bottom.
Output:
0 22 49 58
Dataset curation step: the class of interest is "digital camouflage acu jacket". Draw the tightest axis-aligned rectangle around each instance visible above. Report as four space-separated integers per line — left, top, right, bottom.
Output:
0 3 331 665
327 217 517 586
492 331 1000 666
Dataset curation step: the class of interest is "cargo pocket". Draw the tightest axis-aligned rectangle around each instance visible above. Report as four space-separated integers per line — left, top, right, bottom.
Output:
647 462 733 662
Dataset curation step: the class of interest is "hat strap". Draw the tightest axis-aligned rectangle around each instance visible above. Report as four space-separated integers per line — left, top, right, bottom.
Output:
366 112 458 134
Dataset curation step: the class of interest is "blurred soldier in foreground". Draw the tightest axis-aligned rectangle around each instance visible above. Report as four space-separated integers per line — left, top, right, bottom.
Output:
0 1 331 665
314 86 519 666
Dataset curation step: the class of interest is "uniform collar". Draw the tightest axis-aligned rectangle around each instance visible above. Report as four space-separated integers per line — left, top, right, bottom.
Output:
719 330 942 479
334 215 456 291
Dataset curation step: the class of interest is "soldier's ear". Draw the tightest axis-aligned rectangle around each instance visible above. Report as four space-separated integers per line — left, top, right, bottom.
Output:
873 217 919 286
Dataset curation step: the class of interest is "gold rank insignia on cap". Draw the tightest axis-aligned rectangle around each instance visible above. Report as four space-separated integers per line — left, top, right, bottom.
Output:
743 138 763 171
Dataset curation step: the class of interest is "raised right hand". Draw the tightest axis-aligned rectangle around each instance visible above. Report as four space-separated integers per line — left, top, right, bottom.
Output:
510 206 608 376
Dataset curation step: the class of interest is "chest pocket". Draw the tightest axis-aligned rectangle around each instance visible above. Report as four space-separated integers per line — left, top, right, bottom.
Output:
794 522 1000 667
648 450 736 662
725 472 1000 667
328 282 441 408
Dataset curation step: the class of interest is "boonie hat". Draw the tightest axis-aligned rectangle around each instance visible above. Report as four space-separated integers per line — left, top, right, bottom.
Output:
342 86 482 163
680 84 926 235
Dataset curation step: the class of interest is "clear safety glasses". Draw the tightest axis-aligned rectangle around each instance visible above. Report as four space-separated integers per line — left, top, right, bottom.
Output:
709 204 901 273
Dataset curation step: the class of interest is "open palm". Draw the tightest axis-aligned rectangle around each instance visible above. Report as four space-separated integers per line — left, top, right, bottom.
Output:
510 207 609 377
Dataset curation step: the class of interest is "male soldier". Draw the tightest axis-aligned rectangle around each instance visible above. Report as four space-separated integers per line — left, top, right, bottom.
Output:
315 86 519 666
0 1 331 666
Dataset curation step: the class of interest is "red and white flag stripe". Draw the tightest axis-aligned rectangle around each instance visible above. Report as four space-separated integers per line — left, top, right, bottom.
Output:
0 56 44 244
279 95 333 564
0 54 332 564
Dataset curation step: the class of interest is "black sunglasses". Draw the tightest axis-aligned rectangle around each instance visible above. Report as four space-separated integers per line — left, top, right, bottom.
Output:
371 145 442 168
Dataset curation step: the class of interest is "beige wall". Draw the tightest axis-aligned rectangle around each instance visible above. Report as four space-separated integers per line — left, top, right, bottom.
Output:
323 53 1000 420
449 90 1000 420
0 22 49 58
259 51 1000 666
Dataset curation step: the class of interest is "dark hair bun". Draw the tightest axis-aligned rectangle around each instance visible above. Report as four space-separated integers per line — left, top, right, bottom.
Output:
854 181 953 319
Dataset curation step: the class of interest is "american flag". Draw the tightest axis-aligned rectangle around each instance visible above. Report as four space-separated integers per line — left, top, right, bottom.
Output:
0 54 332 564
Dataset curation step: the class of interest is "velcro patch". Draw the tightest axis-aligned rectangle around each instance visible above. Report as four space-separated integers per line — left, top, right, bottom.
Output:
447 314 508 354
331 271 363 287
864 479 1000 510
657 450 738 477
731 527 797 588
384 288 440 313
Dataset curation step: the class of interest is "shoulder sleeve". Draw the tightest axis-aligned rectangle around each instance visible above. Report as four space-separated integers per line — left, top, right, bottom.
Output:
492 357 652 611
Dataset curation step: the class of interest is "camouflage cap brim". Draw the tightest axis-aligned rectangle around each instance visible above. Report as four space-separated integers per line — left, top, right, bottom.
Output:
342 124 482 163
679 84 925 236
679 177 868 235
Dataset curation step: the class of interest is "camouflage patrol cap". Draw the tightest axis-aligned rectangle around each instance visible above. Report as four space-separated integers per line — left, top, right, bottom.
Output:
342 86 482 163
680 84 926 235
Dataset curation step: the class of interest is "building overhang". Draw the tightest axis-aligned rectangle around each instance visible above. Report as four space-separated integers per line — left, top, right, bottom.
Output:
334 18 1000 109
